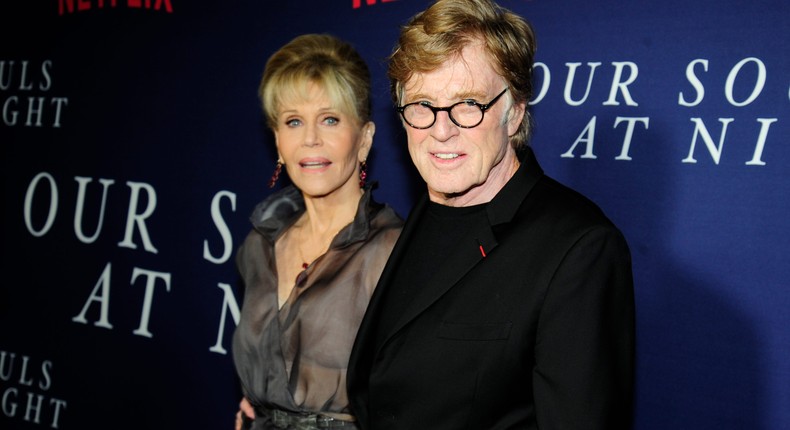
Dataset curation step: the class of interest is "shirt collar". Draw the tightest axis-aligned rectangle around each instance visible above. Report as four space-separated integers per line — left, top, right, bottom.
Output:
485 145 544 226
250 184 377 248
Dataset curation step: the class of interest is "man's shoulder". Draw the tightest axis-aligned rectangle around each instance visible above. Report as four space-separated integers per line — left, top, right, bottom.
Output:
523 174 618 231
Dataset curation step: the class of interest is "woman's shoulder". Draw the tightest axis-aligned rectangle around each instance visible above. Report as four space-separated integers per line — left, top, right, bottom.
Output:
372 203 404 228
364 203 403 259
249 186 304 229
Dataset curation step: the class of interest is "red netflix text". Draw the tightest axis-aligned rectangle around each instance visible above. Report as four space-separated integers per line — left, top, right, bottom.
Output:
353 0 397 9
58 0 174 15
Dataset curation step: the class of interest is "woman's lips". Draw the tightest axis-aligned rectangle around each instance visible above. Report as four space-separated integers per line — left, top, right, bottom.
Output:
299 157 331 169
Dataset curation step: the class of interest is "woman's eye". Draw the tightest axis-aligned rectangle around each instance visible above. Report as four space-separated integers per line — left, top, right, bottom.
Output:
285 118 302 127
323 116 340 126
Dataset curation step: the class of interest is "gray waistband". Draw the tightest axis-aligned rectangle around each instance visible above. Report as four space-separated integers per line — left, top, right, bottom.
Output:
256 406 358 429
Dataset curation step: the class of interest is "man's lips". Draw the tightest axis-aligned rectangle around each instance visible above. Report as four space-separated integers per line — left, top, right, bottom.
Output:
431 152 463 160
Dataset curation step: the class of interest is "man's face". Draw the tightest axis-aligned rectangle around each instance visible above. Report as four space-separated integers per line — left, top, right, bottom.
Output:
400 40 525 206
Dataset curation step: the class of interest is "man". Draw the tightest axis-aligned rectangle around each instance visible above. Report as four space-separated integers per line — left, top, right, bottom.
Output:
346 0 635 429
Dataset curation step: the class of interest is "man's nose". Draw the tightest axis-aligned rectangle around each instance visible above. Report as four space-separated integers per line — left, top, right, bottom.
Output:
430 110 459 141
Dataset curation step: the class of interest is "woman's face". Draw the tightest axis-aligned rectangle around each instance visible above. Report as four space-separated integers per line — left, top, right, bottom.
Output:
274 83 373 201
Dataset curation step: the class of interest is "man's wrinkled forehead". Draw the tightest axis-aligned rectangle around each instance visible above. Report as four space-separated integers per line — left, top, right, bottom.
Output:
401 47 493 102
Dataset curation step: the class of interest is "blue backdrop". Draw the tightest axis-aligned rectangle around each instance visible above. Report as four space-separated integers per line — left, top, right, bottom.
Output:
2 1 788 429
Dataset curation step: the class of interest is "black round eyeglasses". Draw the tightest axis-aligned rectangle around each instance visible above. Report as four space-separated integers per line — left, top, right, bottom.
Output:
397 88 509 129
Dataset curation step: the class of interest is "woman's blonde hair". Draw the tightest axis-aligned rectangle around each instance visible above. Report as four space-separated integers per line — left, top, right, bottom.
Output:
260 34 371 129
388 0 537 148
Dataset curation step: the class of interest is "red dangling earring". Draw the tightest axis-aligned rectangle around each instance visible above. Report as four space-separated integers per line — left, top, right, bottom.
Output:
358 160 368 188
268 161 282 189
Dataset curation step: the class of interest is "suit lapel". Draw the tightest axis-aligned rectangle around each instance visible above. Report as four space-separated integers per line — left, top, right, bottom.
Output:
369 147 544 351
365 195 501 354
350 194 427 364
385 219 497 342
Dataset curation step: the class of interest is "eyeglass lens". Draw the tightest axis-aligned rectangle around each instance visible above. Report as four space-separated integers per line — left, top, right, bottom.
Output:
403 101 483 128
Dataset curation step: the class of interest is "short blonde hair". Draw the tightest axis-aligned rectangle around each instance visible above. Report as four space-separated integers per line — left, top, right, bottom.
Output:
260 34 371 129
389 0 537 148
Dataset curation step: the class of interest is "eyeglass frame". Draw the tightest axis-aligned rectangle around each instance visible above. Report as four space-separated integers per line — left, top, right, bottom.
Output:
396 87 509 130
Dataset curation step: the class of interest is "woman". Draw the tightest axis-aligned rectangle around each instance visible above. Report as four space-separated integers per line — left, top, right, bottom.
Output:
232 34 403 429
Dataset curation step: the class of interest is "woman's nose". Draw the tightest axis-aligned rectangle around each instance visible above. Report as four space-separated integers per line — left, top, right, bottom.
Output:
303 123 322 147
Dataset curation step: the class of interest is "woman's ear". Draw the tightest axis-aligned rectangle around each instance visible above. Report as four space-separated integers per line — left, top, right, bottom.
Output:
358 121 376 162
273 130 282 156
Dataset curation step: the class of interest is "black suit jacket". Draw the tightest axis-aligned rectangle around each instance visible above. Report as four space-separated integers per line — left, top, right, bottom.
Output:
347 147 635 430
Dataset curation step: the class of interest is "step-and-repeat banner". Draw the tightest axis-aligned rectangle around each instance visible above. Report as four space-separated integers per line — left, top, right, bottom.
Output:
2 1 788 429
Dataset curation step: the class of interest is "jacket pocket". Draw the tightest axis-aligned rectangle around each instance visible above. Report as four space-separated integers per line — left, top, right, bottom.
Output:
438 321 512 340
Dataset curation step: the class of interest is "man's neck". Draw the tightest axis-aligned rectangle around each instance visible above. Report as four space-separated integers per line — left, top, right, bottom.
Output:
430 149 520 207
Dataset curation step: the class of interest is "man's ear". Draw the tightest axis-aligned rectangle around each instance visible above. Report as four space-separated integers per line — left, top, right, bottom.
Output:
507 101 526 138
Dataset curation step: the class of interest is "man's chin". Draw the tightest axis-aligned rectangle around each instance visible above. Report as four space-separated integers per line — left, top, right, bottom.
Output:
427 183 477 203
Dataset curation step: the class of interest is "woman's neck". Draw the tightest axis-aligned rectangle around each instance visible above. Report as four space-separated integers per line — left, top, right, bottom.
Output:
295 186 363 263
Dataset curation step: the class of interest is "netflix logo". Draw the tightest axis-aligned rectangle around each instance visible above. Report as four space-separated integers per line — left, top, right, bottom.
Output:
58 0 174 15
353 0 397 9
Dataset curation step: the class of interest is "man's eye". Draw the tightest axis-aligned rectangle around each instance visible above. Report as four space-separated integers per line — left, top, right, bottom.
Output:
411 102 433 112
